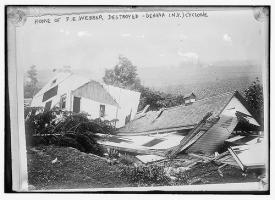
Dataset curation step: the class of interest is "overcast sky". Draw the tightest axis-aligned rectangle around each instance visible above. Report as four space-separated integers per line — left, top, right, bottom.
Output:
17 8 266 83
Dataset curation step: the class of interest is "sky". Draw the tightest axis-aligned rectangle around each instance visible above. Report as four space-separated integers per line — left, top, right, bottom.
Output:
16 7 266 85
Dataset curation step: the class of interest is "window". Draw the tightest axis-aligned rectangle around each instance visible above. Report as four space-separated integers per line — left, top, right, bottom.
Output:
60 94 66 109
73 97 81 113
44 100 52 112
99 104 105 117
42 85 58 102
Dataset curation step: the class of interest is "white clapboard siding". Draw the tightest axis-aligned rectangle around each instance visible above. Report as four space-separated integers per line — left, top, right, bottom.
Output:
186 115 238 154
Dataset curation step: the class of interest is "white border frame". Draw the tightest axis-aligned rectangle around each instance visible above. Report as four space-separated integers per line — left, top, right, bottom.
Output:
2 1 272 198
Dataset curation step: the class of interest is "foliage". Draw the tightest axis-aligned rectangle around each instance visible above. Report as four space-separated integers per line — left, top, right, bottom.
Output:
107 149 120 159
28 132 104 156
121 164 171 186
138 86 185 111
24 108 116 155
24 65 39 98
52 111 116 135
103 55 141 90
117 155 136 165
25 107 56 137
103 55 186 111
244 77 264 124
25 108 116 135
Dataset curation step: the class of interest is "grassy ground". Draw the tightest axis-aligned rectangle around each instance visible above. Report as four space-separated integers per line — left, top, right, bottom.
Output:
27 145 131 190
27 145 261 190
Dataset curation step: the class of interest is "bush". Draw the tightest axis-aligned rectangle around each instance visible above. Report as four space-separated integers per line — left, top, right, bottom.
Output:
24 108 117 136
25 107 56 136
24 108 113 156
117 153 137 165
244 78 264 125
121 164 171 186
28 133 104 156
52 112 116 135
137 86 186 111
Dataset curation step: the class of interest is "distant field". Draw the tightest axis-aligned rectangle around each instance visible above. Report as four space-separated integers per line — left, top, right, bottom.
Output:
158 76 258 99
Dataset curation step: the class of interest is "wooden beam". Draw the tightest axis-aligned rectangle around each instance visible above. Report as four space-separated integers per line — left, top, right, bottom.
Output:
100 144 167 157
213 151 231 161
228 147 245 171
188 153 214 161
117 125 195 136
218 163 228 170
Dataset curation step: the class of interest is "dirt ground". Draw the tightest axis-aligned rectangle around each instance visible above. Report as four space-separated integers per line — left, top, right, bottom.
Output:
27 145 261 190
27 145 131 190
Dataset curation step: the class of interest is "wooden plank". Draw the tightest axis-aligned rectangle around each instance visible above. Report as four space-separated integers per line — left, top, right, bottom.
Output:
217 155 232 162
167 112 217 158
228 147 245 171
101 144 167 157
177 130 207 153
218 163 228 170
214 151 230 161
187 116 238 154
189 153 214 161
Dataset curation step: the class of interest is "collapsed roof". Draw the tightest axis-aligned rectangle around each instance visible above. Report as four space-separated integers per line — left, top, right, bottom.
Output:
98 91 264 170
118 91 260 135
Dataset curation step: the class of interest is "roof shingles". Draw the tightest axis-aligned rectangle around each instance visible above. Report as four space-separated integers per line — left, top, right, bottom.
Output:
118 92 235 134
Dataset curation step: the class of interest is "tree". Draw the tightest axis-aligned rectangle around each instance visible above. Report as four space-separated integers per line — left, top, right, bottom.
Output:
138 87 163 111
24 65 39 98
103 55 186 112
103 55 141 90
244 77 264 125
138 86 185 111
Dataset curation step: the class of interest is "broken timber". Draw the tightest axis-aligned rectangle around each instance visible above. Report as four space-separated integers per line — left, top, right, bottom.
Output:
188 153 214 162
166 112 219 158
228 147 245 171
101 144 167 157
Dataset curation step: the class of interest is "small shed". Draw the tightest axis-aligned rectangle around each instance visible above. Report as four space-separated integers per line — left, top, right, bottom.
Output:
183 92 197 104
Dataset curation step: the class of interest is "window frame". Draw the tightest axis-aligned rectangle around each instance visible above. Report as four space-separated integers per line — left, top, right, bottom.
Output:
60 94 67 110
99 104 106 118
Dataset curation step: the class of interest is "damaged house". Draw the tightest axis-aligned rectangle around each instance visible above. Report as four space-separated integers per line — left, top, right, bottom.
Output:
98 91 265 170
31 72 141 128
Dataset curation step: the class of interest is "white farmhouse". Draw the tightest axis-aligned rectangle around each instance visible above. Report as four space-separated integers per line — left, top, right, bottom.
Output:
31 72 140 128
